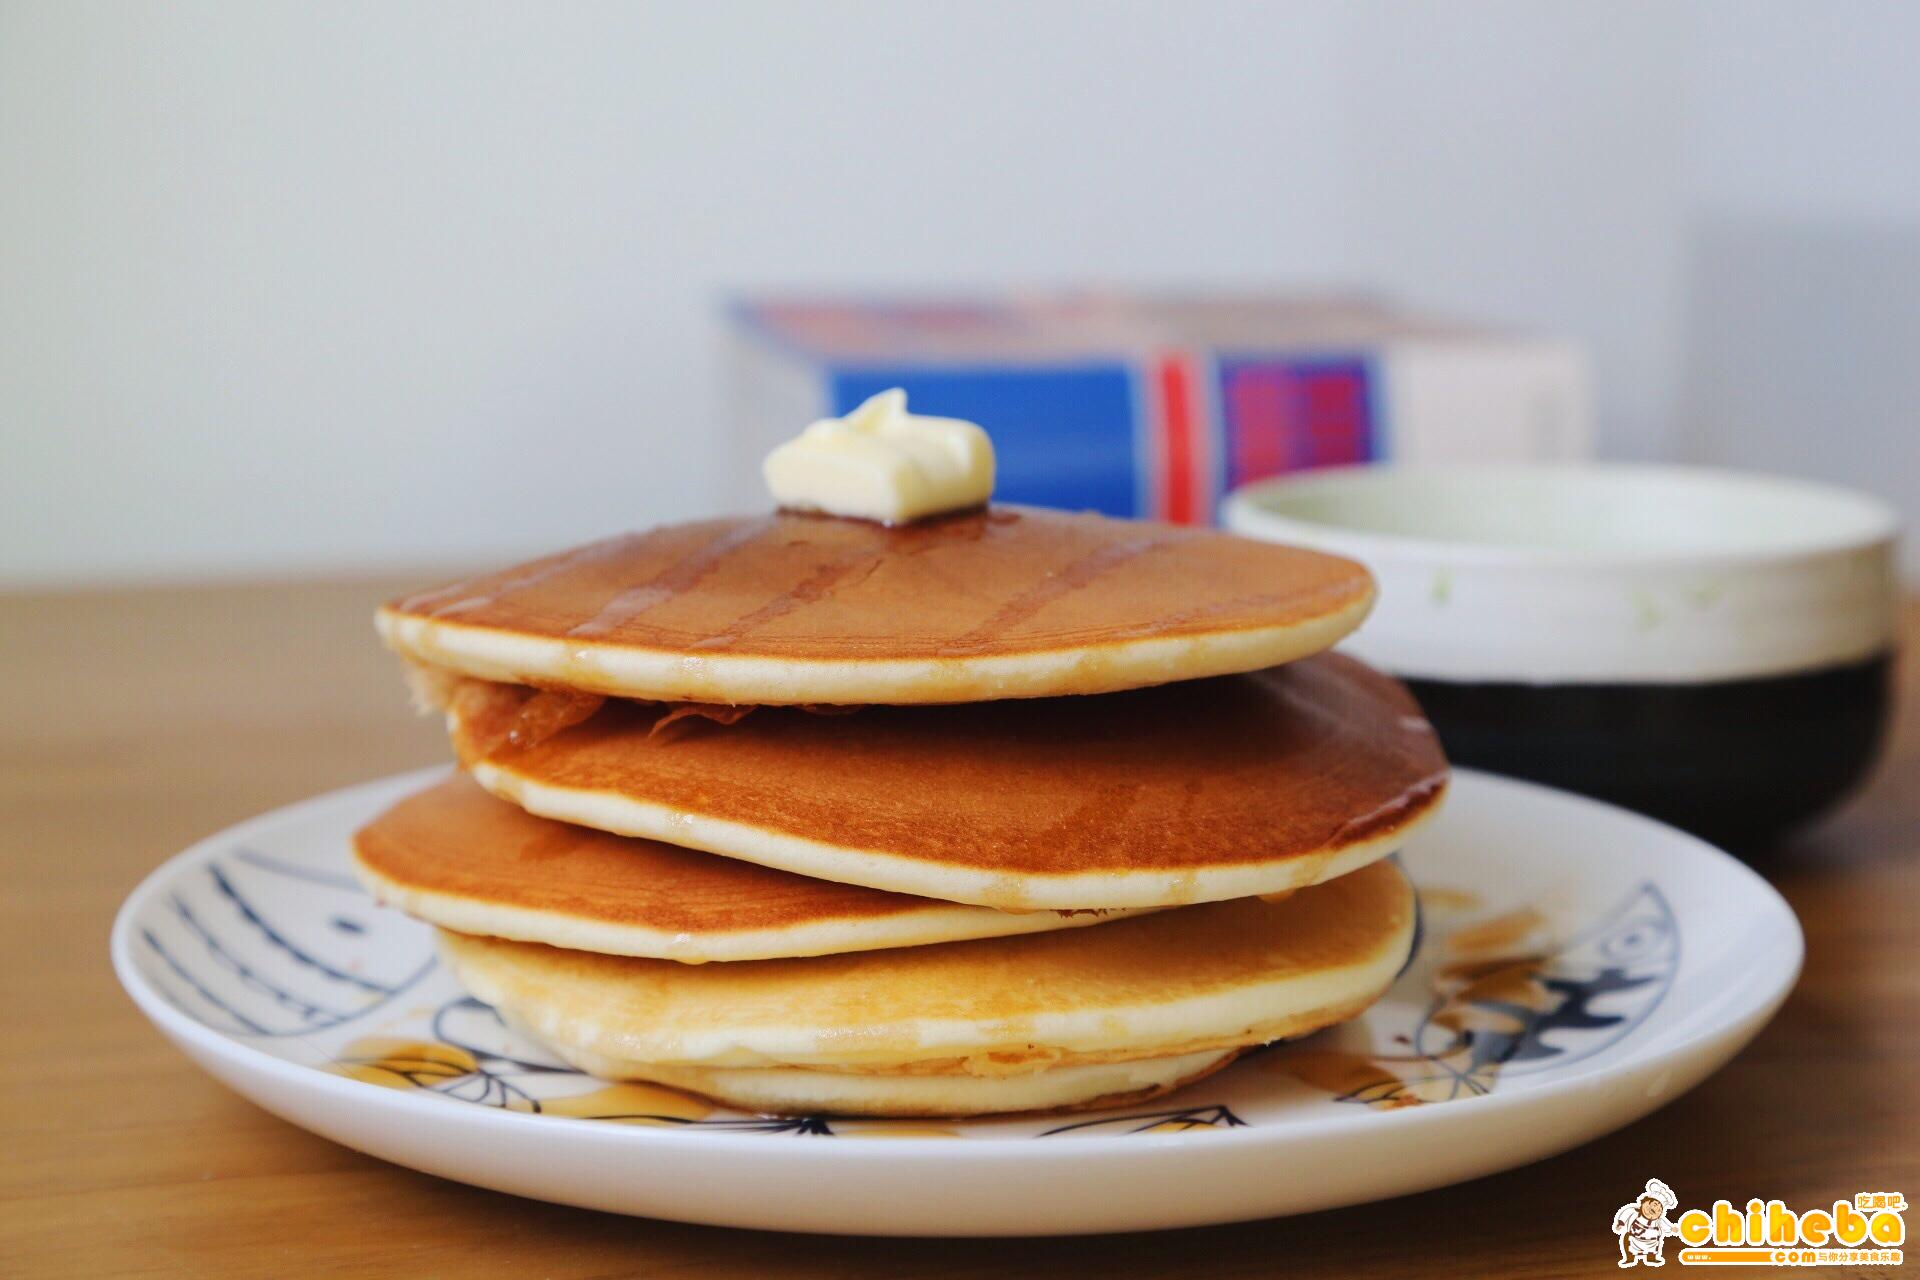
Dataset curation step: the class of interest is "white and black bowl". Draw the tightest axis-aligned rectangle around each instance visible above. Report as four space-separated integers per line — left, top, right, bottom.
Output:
1224 464 1900 851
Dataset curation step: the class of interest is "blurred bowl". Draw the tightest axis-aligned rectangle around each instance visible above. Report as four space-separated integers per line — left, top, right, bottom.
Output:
1224 464 1900 851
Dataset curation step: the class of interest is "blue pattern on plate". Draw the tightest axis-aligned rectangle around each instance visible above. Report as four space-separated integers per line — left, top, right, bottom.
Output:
135 852 435 1038
133 843 1680 1136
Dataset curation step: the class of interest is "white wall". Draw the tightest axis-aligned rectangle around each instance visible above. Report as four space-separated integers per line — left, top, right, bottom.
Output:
1677 2 1920 526
1333 2 1690 464
3 1 1914 585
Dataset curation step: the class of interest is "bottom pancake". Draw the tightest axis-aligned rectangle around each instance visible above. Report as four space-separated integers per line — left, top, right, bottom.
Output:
437 859 1414 1116
507 1012 1238 1117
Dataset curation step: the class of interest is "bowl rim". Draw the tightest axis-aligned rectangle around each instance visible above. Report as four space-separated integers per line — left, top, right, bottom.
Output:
1222 462 1901 571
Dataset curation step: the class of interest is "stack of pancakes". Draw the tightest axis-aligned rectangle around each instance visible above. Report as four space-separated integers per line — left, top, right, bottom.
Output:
356 506 1448 1117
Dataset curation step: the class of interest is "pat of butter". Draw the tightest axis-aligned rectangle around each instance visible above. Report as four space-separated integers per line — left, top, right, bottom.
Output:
763 389 994 523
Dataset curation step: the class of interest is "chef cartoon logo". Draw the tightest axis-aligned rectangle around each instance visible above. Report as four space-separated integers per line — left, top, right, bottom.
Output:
1614 1178 1682 1267
1610 1179 1907 1267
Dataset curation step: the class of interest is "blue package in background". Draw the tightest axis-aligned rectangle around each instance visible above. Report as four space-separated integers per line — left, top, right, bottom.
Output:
728 295 1589 523
830 365 1144 518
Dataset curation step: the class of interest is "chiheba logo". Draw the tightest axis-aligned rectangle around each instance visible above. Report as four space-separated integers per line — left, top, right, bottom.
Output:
1614 1179 1684 1267
1613 1179 1906 1267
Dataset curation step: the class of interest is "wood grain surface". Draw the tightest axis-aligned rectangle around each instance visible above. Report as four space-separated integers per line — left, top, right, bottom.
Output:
2 579 1914 1277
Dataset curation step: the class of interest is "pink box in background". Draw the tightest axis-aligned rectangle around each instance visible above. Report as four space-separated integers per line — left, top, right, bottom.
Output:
728 292 1590 523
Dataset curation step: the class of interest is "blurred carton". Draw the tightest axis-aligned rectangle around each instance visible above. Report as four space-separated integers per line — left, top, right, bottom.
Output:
727 292 1590 522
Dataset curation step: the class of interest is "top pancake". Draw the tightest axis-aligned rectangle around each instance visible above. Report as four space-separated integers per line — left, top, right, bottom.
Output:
377 505 1373 705
458 653 1450 909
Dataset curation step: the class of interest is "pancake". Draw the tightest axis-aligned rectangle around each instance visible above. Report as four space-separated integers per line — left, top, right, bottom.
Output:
353 775 1138 962
453 653 1448 909
437 859 1415 1105
540 1047 1241 1118
376 505 1373 706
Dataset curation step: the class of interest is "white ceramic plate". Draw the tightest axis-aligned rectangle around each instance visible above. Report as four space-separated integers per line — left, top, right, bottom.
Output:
112 766 1800 1236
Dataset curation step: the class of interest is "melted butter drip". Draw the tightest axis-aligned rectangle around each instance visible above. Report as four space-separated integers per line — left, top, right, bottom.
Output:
689 549 884 651
331 1041 715 1124
1444 907 1547 956
1417 885 1483 911
567 519 775 639
1276 1049 1452 1110
939 531 1184 652
838 1123 962 1139
1327 767 1450 849
329 1038 510 1099
1428 955 1553 1036
540 1081 714 1124
411 534 640 618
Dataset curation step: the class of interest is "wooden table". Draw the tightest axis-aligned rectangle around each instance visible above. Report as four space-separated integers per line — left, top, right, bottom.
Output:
4 580 1914 1277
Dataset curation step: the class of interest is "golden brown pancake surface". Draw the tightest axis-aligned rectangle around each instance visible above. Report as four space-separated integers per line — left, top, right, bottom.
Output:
352 775 1134 961
461 652 1449 908
438 858 1417 1072
376 506 1374 704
